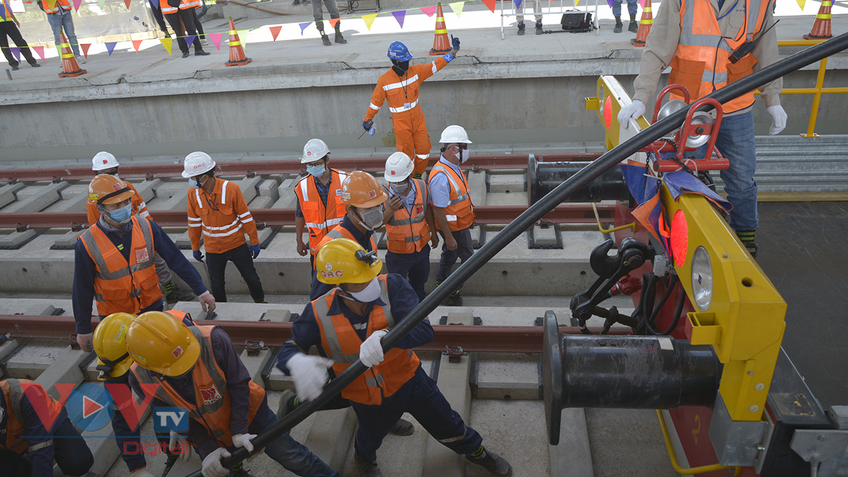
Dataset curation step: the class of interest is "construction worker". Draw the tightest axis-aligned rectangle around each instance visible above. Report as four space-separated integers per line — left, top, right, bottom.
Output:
36 0 84 65
126 311 339 477
184 151 266 303
0 379 94 476
0 0 41 71
87 152 196 304
160 0 210 58
73 174 215 352
278 239 513 477
429 125 476 306
310 0 346 46
618 0 786 257
295 139 348 265
383 152 438 301
362 37 461 179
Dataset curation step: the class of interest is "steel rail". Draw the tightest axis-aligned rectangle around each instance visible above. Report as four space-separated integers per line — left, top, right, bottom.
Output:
180 33 848 476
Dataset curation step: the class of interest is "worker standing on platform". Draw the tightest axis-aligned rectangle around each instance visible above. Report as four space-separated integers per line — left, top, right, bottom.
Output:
87 152 196 304
311 0 346 46
362 37 461 179
0 0 42 71
126 311 338 477
278 239 513 477
184 151 266 304
36 0 84 65
72 174 215 352
617 0 786 257
0 379 94 476
160 0 209 58
383 152 438 302
429 125 475 306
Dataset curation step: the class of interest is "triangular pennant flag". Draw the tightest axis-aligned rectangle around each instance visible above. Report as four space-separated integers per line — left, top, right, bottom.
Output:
151 0 159 9
132 39 143 53
637 0 644 6
159 37 172 55
481 0 495 12
237 29 250 46
513 0 522 9
43 0 56 11
97 0 105 9
10 47 20 63
420 5 437 16
0 7 5 21
124 0 131 8
269 25 282 41
209 32 223 50
81 43 91 59
448 1 464 17
328 18 340 29
362 13 377 30
33 46 46 62
606 0 613 7
185 35 196 47
106 42 117 56
795 0 805 9
73 0 82 11
392 10 406 28
299 22 311 35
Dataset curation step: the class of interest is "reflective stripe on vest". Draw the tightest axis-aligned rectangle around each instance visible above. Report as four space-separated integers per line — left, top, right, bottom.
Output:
44 0 72 14
297 170 347 254
429 163 474 231
389 98 419 114
1 379 60 454
81 217 155 281
385 179 430 253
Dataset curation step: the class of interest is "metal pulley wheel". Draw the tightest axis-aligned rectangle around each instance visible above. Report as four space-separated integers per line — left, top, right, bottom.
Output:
685 111 714 148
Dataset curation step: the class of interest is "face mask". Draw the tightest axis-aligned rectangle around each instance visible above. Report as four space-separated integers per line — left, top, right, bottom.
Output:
390 181 410 194
190 176 204 189
356 206 384 231
107 203 133 224
392 60 409 76
306 163 326 177
460 149 470 164
344 277 382 303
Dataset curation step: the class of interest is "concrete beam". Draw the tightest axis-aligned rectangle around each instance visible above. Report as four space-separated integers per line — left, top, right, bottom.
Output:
236 176 263 204
52 230 86 250
266 366 295 392
50 191 89 213
34 345 93 400
273 178 298 209
261 309 292 322
4 182 70 213
303 408 357 472
131 178 162 204
0 182 26 209
249 196 275 210
549 408 594 477
258 176 283 202
0 229 38 250
239 347 274 385
467 171 486 207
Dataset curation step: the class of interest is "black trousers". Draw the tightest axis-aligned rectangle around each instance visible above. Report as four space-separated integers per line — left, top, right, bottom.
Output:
192 7 205 39
0 22 37 67
164 9 202 53
148 0 169 33
206 243 265 302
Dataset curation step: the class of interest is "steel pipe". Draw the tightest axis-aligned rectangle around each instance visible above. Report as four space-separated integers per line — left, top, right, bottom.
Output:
528 155 630 205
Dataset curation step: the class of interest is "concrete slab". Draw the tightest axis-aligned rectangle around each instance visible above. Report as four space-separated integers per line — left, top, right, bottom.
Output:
0 229 38 250
550 408 594 477
130 178 163 204
4 340 69 380
530 225 560 248
46 187 90 213
273 178 299 209
34 346 93 400
3 182 70 214
51 230 86 250
467 170 487 207
0 182 26 209
488 173 526 194
485 191 528 206
260 309 292 322
303 407 357 472
475 356 540 401
258 175 283 201
249 195 275 209
236 176 263 204
239 346 274 384
466 400 550 477
586 408 680 477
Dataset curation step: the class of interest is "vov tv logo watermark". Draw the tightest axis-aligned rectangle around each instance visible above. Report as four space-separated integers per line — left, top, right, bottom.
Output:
152 407 189 432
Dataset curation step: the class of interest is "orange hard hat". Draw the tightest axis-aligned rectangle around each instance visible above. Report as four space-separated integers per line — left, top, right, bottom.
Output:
88 174 134 206
340 171 387 208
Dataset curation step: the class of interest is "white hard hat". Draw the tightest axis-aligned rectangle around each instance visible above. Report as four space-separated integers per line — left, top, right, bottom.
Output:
182 151 216 178
384 152 414 183
439 125 472 144
301 139 331 164
92 151 119 171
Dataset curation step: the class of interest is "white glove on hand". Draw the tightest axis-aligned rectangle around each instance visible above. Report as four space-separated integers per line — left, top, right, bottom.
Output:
767 105 787 135
618 100 646 130
360 329 388 368
201 447 231 477
287 353 334 402
130 470 155 477
169 431 192 462
232 433 256 453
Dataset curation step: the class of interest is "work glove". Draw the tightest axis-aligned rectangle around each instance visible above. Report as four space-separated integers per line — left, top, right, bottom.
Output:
201 447 231 477
618 100 646 130
360 329 388 368
451 35 460 51
130 469 155 477
232 433 257 453
169 431 192 462
193 250 204 262
76 332 93 352
286 353 334 402
363 120 374 132
198 291 217 313
767 105 787 135
250 244 261 259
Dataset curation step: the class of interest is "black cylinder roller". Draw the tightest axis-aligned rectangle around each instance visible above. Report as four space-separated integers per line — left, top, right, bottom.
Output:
528 155 631 205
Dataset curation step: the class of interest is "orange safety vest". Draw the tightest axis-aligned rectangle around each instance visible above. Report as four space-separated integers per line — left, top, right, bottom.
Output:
1 0 12 22
670 0 770 112
159 0 177 14
295 170 348 255
316 222 378 259
79 216 162 316
180 0 200 10
1 379 63 455
86 181 149 227
311 275 419 405
130 326 265 448
385 180 430 254
42 0 71 14
428 161 474 232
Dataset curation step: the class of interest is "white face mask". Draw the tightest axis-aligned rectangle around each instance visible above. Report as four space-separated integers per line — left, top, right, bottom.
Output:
343 277 381 303
390 181 410 194
356 206 384 231
460 149 470 163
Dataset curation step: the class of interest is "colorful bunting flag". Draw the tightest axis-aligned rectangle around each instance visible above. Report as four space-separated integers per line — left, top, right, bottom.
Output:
97 0 105 9
299 22 311 35
72 0 82 11
329 18 340 28
391 10 405 28
796 0 805 9
159 37 172 55
420 5 437 16
637 0 644 6
0 7 5 21
151 0 159 9
209 32 223 50
81 43 92 59
124 0 131 8
481 0 495 13
513 0 522 9
237 29 250 45
42 0 56 11
10 47 20 63
362 13 377 30
269 25 282 41
185 35 196 47
106 42 117 56
32 46 46 62
132 39 143 53
449 1 464 17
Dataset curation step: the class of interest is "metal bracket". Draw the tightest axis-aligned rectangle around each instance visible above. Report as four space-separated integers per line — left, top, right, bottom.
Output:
245 340 267 356
790 429 848 468
445 345 464 363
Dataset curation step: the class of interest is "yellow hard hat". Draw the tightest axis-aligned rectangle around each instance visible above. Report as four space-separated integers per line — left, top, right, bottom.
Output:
88 174 135 206
340 171 387 208
126 311 200 377
93 312 136 381
315 238 382 285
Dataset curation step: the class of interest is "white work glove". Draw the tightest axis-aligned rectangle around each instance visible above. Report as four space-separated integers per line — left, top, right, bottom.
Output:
198 291 216 313
767 105 787 135
130 469 155 477
286 353 334 402
169 431 192 462
201 447 231 477
76 332 93 352
360 329 388 368
618 100 646 130
232 433 256 453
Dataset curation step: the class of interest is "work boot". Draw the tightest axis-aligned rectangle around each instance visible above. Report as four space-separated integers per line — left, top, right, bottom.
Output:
195 49 210 56
735 230 758 258
231 461 253 477
334 28 347 44
535 20 543 35
629 20 639 32
29 61 41 68
517 21 525 35
390 418 414 436
466 447 513 476
276 389 297 419
614 19 623 33
76 55 86 64
161 455 178 477
165 284 196 303
321 33 332 46
354 453 382 477
11 64 19 71
442 292 463 307
181 51 190 58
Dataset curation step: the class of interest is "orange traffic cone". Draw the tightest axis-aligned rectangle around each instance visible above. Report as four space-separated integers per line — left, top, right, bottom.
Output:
631 0 653 47
58 31 86 78
804 0 832 40
429 3 451 55
226 17 251 67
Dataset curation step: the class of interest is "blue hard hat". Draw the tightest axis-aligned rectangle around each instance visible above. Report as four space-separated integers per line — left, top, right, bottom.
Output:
387 41 413 61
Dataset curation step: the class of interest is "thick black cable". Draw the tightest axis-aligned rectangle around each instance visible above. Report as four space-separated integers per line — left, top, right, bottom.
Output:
657 282 689 336
181 33 848 477
645 274 680 335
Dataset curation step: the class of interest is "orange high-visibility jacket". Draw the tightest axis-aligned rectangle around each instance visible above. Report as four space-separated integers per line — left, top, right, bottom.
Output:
312 275 419 405
364 57 449 123
130 326 265 448
1 379 64 454
315 222 378 259
670 0 770 112
295 170 348 255
180 0 200 10
86 181 149 227
41 0 71 14
385 180 430 254
428 162 474 232
159 0 177 14
79 216 162 316
188 178 259 255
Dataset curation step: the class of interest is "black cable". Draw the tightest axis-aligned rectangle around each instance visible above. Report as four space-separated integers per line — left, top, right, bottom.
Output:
644 274 679 334
656 282 688 336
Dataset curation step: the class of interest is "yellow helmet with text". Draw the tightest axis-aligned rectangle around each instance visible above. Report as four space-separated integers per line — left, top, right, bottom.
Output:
315 238 382 285
93 312 136 380
126 311 200 377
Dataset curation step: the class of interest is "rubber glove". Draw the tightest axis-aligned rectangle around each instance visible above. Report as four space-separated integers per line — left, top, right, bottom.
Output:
130 469 155 477
76 332 93 352
618 100 646 130
360 329 388 368
767 105 787 135
193 250 204 262
169 431 192 462
363 120 374 132
250 244 261 259
286 353 334 402
451 35 460 51
201 447 231 477
232 433 256 454
198 291 216 313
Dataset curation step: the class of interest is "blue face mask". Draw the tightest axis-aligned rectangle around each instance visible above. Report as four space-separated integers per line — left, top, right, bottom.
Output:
306 163 326 177
108 203 133 224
